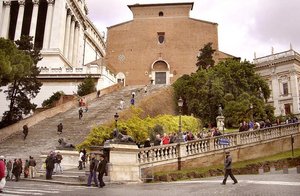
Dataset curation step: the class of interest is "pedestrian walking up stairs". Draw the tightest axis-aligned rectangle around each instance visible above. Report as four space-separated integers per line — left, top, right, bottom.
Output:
0 85 168 163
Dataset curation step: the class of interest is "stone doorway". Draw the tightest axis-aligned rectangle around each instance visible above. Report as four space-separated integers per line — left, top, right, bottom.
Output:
155 72 166 84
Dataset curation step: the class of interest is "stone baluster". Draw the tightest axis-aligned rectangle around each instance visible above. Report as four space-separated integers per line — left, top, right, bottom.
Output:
1 0 11 38
43 0 55 49
29 0 39 43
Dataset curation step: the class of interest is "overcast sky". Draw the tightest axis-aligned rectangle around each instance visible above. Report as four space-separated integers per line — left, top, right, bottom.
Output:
86 0 300 61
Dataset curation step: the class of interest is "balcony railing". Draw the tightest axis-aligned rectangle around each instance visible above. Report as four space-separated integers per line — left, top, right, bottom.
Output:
138 123 300 167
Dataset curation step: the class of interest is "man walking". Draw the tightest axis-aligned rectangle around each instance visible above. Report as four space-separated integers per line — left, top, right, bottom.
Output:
79 108 83 119
57 123 63 135
97 154 107 188
23 124 29 140
221 151 238 185
28 156 36 178
87 154 98 187
54 152 63 174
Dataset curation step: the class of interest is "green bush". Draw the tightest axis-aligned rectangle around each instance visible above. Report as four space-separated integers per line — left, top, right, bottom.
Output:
42 91 64 108
77 107 201 150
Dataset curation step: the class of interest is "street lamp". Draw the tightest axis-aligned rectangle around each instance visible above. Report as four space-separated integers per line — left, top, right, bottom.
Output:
114 112 119 129
250 104 253 122
177 97 184 142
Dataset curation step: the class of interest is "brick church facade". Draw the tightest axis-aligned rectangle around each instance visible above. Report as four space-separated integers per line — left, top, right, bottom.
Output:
106 2 235 85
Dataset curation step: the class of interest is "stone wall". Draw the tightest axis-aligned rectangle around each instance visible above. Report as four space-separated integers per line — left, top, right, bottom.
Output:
0 84 122 143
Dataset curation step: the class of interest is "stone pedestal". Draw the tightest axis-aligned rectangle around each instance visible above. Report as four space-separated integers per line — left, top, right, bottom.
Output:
216 115 225 131
40 150 79 170
104 143 141 183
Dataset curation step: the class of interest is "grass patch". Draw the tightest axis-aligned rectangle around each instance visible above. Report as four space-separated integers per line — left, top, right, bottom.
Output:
154 148 300 180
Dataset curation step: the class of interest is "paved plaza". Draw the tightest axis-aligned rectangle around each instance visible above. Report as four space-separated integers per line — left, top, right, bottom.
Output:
1 173 300 196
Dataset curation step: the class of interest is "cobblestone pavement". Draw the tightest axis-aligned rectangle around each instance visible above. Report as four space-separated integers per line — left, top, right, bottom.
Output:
2 173 300 196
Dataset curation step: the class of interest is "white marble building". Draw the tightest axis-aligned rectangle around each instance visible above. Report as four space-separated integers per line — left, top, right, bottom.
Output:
254 48 300 116
0 0 116 117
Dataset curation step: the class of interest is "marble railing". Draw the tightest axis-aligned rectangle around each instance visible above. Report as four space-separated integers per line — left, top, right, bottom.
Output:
138 123 300 167
254 50 300 64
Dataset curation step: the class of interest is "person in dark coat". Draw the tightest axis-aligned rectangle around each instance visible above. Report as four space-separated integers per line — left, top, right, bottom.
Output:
12 159 22 181
45 152 55 180
23 125 29 140
97 154 107 188
221 151 238 185
57 123 63 135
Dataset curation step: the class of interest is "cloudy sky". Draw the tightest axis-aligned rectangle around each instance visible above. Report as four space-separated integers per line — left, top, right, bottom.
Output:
86 0 300 61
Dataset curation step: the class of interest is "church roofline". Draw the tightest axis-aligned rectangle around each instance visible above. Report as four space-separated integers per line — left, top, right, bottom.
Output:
107 20 133 29
128 2 194 10
189 18 218 26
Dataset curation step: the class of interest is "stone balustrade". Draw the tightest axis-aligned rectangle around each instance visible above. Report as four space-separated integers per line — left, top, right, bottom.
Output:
254 50 300 65
138 123 300 168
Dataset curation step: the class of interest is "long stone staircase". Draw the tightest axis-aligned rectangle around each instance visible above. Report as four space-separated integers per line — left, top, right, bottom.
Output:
0 85 166 162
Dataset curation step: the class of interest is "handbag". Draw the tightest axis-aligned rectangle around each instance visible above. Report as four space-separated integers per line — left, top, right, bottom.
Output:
0 178 6 189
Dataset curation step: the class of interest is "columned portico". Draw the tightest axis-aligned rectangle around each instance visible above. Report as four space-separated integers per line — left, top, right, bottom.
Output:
0 0 11 38
14 0 25 41
29 0 40 43
43 0 55 49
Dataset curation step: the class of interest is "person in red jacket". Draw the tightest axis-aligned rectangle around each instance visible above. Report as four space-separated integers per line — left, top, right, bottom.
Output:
0 155 6 193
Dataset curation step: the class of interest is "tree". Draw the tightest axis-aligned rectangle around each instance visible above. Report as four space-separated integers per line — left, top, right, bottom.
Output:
173 59 274 127
196 42 216 71
77 75 96 96
0 38 15 88
0 36 42 128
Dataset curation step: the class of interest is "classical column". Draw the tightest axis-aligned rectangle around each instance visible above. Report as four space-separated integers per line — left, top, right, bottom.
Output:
49 0 65 50
271 74 280 116
63 10 72 57
68 17 75 62
72 23 80 66
14 0 26 40
43 0 55 49
290 69 300 114
29 0 40 42
0 0 11 38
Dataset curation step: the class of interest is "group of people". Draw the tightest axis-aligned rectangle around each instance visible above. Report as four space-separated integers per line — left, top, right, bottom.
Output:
44 151 63 180
0 155 37 185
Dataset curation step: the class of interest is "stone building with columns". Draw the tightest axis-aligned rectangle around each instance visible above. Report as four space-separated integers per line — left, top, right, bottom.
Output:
0 0 116 117
254 48 300 116
106 2 234 86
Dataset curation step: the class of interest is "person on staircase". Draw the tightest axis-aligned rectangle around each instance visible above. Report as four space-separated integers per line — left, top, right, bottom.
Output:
57 123 63 135
79 108 83 120
23 124 29 140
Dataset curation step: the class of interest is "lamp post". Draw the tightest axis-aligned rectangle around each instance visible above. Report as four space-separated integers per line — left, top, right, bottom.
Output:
114 112 119 129
177 97 184 142
250 104 253 122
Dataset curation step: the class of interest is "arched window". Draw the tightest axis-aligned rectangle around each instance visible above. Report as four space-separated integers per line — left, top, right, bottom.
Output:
157 32 165 44
159 11 164 17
